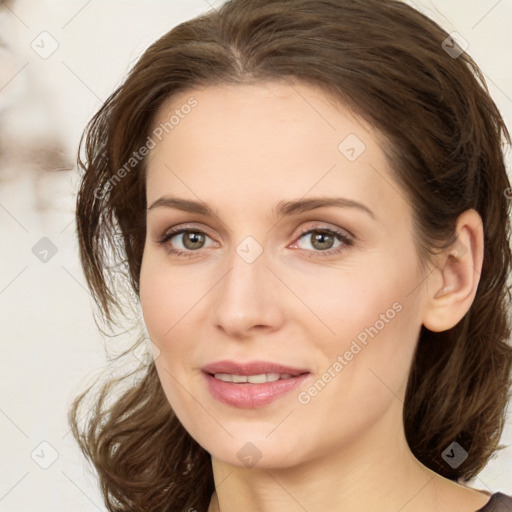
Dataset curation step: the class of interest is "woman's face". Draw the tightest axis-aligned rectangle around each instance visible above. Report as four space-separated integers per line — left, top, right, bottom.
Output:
140 80 429 468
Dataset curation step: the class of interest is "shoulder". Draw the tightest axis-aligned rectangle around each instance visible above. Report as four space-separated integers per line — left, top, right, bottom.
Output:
477 492 512 512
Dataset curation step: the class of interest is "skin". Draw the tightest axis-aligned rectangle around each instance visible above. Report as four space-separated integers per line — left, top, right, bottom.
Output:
139 80 489 512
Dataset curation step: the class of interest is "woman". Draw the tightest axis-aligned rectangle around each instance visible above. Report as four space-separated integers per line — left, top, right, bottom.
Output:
69 0 512 510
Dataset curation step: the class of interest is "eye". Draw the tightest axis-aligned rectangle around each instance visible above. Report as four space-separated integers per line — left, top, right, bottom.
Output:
156 225 353 259
291 227 353 258
157 228 216 257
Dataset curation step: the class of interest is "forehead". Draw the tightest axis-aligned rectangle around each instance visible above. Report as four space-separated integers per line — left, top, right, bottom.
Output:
145 80 409 225
150 79 368 138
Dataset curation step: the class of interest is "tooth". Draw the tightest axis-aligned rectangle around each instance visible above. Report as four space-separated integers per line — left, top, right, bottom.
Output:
214 373 233 382
213 372 295 383
247 373 268 384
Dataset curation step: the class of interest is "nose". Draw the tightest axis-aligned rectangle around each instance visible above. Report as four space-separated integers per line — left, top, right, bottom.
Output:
210 243 286 338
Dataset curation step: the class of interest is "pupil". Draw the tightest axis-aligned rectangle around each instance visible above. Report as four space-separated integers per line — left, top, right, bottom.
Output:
185 232 204 249
313 232 333 250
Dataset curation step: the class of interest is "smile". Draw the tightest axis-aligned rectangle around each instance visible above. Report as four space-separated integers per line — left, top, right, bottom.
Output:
212 372 294 383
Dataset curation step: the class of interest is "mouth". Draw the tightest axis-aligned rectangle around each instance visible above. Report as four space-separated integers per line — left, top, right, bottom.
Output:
201 359 310 377
205 372 308 383
201 360 312 408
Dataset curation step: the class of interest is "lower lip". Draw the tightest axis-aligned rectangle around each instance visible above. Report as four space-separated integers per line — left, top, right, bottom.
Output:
203 372 311 408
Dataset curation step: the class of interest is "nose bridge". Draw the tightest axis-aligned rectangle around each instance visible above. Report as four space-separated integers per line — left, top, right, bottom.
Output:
210 235 283 334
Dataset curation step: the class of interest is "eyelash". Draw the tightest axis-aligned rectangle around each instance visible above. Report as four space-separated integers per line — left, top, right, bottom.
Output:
157 225 353 259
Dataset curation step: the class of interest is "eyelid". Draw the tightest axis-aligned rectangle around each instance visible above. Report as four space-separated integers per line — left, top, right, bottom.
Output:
292 220 354 239
288 225 353 253
157 224 218 248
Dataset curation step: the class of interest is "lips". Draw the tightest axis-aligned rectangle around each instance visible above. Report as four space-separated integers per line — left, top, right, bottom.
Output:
201 360 312 408
201 360 310 377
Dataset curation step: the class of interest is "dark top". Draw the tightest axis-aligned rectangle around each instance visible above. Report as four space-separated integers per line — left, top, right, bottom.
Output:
477 493 512 511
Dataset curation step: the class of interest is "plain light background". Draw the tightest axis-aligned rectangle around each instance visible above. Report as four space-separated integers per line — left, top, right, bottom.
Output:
0 1 511 510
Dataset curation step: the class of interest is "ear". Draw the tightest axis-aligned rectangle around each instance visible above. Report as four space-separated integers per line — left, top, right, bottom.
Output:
422 209 484 333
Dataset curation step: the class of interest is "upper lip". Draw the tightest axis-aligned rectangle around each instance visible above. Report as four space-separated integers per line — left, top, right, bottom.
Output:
202 360 310 376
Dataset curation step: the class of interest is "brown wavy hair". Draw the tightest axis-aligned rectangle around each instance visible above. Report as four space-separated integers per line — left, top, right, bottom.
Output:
69 0 512 510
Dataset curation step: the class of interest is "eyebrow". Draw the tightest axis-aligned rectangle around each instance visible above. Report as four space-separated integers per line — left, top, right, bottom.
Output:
147 196 376 220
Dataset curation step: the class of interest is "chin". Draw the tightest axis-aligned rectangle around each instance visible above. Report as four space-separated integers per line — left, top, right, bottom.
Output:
199 431 307 470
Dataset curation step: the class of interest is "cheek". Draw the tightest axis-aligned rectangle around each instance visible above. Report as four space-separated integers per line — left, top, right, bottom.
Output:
139 256 199 424
139 260 169 343
291 245 419 349
303 243 422 395
139 251 205 347
291 277 420 455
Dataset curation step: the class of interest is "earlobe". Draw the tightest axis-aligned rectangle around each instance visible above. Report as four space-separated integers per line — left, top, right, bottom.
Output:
422 209 484 333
